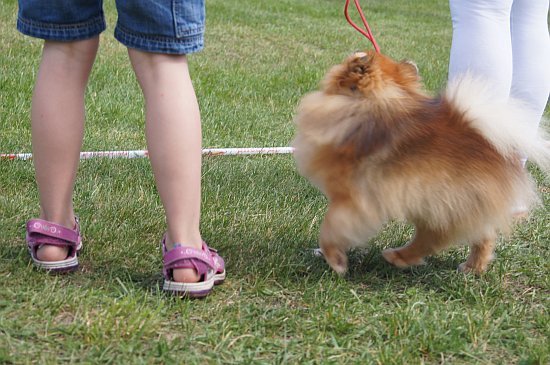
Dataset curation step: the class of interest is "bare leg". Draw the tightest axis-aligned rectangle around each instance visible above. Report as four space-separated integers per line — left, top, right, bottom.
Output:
458 238 496 274
31 38 99 261
382 224 450 268
128 50 202 283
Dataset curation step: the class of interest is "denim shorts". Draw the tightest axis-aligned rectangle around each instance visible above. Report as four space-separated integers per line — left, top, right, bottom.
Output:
17 0 205 54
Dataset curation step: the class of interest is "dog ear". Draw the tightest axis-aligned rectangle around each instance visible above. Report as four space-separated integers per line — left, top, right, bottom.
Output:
400 60 420 80
338 116 392 157
402 60 418 72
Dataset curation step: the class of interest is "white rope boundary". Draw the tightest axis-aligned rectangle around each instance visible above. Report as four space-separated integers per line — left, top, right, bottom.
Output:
0 147 294 161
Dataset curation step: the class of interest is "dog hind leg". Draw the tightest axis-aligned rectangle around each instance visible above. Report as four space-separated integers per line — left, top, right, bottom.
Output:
457 237 496 274
382 224 451 269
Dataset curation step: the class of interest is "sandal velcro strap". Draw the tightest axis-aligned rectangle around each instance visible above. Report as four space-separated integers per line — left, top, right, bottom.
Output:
163 245 215 269
25 217 82 272
26 219 80 247
210 249 225 273
161 236 225 297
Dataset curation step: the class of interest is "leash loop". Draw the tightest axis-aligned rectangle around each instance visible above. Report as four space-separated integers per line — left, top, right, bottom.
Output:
344 0 381 53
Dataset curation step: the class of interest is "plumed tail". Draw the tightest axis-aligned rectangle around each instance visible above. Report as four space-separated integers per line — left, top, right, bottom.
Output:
446 75 550 173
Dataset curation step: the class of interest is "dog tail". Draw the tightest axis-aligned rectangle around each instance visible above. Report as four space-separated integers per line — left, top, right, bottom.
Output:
446 75 550 173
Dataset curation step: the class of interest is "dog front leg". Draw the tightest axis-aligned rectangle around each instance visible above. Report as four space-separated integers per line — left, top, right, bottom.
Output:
319 201 379 274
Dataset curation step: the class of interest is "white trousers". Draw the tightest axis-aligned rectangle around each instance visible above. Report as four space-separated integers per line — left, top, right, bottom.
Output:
449 0 550 130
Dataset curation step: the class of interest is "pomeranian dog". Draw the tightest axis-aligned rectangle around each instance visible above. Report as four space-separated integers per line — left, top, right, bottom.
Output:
292 50 549 274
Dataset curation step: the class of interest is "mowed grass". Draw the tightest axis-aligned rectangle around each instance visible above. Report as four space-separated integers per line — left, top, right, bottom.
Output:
1 0 548 363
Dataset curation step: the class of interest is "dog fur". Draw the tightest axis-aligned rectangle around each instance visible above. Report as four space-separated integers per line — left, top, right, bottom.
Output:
292 51 550 274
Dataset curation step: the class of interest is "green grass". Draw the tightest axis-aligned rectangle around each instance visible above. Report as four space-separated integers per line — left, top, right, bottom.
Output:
1 0 549 363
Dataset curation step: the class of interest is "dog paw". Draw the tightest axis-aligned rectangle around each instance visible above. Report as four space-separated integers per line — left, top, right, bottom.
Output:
321 246 348 274
382 248 425 269
457 262 487 275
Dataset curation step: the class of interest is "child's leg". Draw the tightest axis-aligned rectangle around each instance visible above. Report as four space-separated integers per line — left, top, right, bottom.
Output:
510 0 550 129
448 0 514 100
127 49 203 283
32 38 99 261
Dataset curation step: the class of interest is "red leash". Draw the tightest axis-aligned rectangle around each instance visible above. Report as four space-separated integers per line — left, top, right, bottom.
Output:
344 0 381 53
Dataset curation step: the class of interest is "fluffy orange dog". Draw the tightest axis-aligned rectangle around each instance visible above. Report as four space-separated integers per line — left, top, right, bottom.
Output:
292 51 549 274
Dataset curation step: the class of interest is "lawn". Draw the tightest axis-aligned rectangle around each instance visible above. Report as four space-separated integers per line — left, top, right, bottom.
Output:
0 0 548 364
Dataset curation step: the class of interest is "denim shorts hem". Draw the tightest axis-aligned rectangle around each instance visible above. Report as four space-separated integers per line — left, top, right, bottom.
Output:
17 15 106 41
114 25 204 55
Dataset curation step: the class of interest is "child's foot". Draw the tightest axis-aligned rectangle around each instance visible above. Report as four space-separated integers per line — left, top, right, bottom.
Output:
34 217 76 261
26 217 82 272
163 234 201 283
162 234 226 298
36 244 69 262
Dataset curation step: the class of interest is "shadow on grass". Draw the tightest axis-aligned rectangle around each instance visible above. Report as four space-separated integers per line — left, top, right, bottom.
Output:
0 227 524 306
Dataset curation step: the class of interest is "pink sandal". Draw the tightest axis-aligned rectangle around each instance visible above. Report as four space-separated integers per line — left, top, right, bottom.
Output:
26 218 82 272
162 236 226 298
